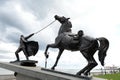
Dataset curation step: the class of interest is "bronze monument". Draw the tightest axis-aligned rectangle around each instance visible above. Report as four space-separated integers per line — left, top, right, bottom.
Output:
11 33 39 66
44 15 109 76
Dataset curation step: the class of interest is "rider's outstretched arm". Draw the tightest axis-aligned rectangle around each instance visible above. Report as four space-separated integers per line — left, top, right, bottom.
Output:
25 33 34 40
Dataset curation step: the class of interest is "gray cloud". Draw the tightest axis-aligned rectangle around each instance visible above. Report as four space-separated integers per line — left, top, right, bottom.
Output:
0 0 73 62
19 0 56 19
0 0 8 5
0 0 57 45
5 32 20 43
0 50 10 54
0 5 28 33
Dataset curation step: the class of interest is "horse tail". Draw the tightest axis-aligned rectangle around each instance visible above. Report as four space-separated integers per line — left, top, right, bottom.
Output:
97 37 109 66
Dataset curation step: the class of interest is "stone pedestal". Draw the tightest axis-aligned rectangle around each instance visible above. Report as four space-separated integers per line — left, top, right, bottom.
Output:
20 60 38 66
0 62 105 80
10 60 38 67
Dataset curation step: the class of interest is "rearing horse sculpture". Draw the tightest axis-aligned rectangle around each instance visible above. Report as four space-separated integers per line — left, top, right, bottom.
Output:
44 15 109 76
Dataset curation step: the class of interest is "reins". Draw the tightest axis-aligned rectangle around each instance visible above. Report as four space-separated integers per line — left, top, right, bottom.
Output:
34 20 56 34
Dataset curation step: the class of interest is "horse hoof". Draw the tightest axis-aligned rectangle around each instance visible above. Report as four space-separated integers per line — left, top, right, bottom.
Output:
51 67 55 70
76 72 81 76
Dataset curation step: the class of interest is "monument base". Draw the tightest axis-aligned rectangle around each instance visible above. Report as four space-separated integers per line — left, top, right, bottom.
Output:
0 62 106 80
41 68 92 79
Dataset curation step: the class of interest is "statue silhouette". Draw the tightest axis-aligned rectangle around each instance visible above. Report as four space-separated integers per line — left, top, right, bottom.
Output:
44 15 109 76
15 33 39 61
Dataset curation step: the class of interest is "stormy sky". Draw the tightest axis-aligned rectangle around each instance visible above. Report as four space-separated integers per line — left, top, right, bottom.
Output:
0 0 120 70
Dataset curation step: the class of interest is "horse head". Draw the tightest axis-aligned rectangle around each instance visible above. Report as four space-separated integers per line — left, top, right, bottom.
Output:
54 15 70 24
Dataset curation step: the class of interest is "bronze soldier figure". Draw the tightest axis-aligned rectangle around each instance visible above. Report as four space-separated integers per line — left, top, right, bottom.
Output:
15 33 34 61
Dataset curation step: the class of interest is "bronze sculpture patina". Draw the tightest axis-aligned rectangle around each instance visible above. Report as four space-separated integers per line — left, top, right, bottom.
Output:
15 33 33 61
11 33 39 66
44 15 109 76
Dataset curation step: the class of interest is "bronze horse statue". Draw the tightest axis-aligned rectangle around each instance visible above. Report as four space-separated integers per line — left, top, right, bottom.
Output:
44 15 109 76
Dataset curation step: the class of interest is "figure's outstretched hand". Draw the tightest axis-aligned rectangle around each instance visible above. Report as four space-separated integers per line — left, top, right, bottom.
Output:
54 15 58 20
31 33 35 36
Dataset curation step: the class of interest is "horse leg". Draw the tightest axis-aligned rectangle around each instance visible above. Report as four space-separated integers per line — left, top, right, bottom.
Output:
44 43 58 58
84 57 98 75
78 54 98 76
76 52 91 76
76 63 91 76
51 49 64 70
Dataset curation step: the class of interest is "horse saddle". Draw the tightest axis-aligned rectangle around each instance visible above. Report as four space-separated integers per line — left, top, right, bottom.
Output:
55 33 80 45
